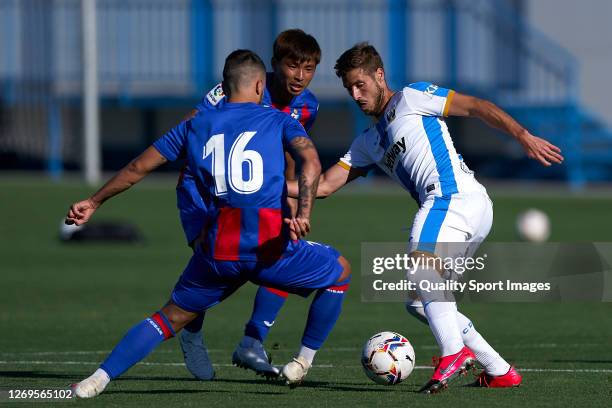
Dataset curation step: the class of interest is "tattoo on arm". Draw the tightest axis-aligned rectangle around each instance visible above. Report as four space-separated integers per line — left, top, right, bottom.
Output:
289 137 321 219
297 170 319 218
289 137 317 155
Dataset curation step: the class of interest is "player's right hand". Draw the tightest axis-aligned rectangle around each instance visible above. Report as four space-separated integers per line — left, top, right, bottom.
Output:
65 198 99 226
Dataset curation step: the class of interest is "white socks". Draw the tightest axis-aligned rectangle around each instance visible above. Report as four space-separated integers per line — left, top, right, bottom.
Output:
407 300 511 375
298 345 317 365
423 301 464 356
455 311 510 376
412 267 464 356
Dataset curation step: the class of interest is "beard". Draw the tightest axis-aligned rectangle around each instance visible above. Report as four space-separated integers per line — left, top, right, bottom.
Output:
372 82 386 116
360 83 386 116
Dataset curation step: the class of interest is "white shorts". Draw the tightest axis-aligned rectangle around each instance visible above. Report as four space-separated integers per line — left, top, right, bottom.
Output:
408 188 493 260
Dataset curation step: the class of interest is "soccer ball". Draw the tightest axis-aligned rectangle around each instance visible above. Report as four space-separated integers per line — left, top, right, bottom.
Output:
361 331 415 385
516 208 550 242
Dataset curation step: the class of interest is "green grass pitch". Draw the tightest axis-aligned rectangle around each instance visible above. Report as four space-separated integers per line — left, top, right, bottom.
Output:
0 178 611 407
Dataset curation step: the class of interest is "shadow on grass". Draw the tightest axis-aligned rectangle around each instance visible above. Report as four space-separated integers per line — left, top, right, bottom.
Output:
0 370 422 394
104 389 230 395
213 378 394 393
0 370 197 382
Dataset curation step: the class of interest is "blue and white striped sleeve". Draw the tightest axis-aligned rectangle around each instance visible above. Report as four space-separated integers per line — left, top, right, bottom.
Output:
403 82 455 117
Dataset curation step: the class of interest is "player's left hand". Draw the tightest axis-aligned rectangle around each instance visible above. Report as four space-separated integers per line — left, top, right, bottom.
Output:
284 217 311 240
65 198 99 226
519 131 564 166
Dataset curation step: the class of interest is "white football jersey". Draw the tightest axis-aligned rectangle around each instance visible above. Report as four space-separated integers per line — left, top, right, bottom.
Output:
339 82 484 206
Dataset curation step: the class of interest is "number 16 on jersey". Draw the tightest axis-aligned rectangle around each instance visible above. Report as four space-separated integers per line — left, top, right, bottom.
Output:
203 131 264 195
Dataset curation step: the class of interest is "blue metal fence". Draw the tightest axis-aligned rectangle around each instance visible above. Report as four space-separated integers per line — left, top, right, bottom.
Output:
0 0 578 103
0 0 610 184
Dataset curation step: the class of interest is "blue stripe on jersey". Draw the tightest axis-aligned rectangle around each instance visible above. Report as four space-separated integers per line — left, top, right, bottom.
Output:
395 164 421 207
416 116 458 253
408 82 450 97
422 117 458 196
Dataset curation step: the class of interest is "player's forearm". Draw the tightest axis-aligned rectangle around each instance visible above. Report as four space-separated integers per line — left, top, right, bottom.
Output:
471 98 528 142
287 175 329 199
296 160 321 219
89 146 166 207
89 162 147 207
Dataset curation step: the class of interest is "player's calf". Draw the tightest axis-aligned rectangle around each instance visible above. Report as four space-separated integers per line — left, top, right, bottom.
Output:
72 303 198 398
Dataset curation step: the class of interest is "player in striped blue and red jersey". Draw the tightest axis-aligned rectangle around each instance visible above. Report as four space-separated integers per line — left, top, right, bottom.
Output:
67 50 351 398
177 29 322 380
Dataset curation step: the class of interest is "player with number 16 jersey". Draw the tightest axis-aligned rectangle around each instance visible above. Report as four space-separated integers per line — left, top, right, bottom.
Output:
67 51 349 398
155 103 306 261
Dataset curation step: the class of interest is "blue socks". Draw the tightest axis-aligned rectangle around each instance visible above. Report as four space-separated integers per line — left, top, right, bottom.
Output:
301 281 349 350
244 287 288 342
100 312 175 379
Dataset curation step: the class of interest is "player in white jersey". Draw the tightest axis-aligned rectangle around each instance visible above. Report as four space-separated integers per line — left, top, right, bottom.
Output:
287 43 563 393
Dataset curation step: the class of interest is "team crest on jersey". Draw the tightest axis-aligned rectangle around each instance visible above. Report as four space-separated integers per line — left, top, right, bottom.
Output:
385 107 396 124
291 108 299 120
206 84 225 106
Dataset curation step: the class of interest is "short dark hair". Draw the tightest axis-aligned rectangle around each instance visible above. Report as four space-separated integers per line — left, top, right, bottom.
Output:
334 42 384 79
222 49 266 96
273 29 321 65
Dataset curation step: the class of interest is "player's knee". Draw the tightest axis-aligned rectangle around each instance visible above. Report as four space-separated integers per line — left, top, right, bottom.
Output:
336 256 352 283
160 302 198 332
405 299 429 325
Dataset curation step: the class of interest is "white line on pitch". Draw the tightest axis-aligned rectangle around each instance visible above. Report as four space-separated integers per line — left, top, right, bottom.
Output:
0 360 611 373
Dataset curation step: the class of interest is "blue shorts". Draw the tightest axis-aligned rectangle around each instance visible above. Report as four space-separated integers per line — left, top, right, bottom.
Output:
177 174 207 246
171 240 344 312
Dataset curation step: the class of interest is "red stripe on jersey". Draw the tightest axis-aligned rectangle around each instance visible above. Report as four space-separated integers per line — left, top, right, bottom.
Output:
271 103 291 115
214 207 242 260
326 283 349 293
264 286 289 298
257 208 284 261
300 104 311 128
151 312 173 339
